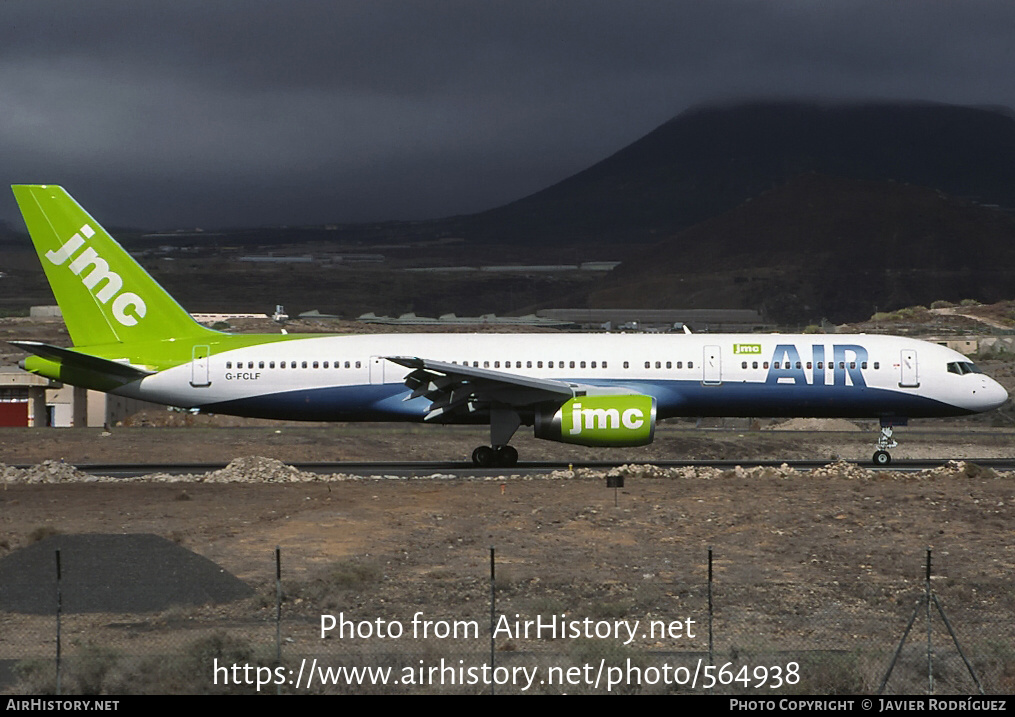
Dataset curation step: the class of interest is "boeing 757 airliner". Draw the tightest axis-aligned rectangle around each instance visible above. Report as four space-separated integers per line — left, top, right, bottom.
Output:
10 185 1009 466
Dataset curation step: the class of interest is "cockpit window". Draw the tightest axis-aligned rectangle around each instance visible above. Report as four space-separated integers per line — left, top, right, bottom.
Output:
947 361 984 375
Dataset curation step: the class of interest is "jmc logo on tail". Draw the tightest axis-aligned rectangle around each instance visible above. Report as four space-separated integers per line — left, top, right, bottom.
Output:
45 225 147 326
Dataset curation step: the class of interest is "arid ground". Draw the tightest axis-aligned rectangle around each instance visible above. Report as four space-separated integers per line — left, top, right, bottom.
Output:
1 422 1013 694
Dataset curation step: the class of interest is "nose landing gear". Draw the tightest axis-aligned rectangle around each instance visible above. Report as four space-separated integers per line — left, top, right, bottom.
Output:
872 422 899 466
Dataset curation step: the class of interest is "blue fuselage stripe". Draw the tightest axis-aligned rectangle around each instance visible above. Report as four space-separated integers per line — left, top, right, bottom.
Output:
198 379 968 422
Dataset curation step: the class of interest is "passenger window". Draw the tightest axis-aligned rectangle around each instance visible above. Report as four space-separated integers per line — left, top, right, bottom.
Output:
291 361 297 369
537 361 543 368
688 361 693 369
644 361 650 369
248 361 254 369
623 361 629 369
676 361 682 369
270 361 275 369
259 361 265 369
752 362 758 369
655 361 661 369
861 362 867 369
806 362 812 369
302 361 308 369
874 362 879 369
591 361 596 369
570 361 576 369
849 362 855 369
742 361 747 369
355 361 361 369
494 361 500 368
226 361 232 369
527 361 532 368
580 361 586 368
666 361 672 369
603 361 608 369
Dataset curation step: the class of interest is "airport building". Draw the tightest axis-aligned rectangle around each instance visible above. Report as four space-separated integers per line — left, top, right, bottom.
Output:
0 368 160 428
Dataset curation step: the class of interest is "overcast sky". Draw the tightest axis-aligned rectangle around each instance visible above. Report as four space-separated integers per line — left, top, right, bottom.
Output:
2 0 1014 230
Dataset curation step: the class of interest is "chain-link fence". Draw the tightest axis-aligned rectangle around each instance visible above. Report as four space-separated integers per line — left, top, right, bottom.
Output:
1 545 1011 695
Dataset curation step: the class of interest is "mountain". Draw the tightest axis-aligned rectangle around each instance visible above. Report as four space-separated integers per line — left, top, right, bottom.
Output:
458 100 1015 244
584 172 1015 324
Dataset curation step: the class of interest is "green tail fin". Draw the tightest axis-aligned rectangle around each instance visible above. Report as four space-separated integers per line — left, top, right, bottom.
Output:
12 185 217 347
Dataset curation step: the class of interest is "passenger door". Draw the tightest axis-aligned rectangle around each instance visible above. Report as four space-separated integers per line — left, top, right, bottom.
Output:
703 345 722 385
899 349 919 387
190 345 211 387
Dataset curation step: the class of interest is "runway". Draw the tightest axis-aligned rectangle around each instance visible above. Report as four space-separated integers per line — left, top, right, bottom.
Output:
18 457 1015 479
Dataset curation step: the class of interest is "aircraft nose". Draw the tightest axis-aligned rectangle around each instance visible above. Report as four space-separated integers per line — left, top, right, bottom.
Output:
980 377 1009 411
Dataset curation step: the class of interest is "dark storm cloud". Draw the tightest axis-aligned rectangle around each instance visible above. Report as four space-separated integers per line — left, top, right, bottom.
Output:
2 1 1014 228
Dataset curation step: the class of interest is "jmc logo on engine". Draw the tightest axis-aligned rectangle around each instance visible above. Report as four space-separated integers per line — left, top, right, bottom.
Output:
556 395 656 447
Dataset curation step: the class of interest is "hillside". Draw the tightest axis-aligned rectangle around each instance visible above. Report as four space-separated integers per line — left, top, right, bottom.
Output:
460 100 1015 244
586 173 1015 324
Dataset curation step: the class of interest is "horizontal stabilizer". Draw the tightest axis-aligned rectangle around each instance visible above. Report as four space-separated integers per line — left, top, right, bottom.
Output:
10 341 155 381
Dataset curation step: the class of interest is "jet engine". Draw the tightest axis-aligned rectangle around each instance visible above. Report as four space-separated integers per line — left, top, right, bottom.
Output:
534 395 656 447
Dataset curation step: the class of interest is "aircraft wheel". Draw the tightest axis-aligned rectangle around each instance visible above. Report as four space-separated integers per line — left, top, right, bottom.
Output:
873 450 891 467
495 445 518 467
472 446 496 467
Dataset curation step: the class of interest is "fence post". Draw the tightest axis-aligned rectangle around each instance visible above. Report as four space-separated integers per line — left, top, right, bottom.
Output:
489 546 496 696
55 549 62 696
708 545 714 667
275 546 282 695
925 548 933 695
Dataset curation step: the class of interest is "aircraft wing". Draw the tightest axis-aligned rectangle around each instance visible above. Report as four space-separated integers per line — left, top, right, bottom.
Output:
385 356 577 421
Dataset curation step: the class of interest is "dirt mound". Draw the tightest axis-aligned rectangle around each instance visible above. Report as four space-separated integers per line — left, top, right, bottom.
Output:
0 460 92 484
0 534 253 614
765 418 864 431
202 455 321 483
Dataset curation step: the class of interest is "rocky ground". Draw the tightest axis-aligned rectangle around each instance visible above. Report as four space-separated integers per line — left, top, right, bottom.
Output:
1 430 1013 695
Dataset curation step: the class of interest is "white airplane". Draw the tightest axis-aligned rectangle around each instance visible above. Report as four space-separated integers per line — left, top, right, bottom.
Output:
10 185 1009 466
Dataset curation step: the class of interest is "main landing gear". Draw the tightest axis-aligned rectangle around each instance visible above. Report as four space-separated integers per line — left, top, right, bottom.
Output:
472 406 521 467
872 422 899 466
471 445 518 468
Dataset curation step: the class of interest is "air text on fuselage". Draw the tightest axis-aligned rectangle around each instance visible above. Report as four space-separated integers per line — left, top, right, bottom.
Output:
765 344 869 387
